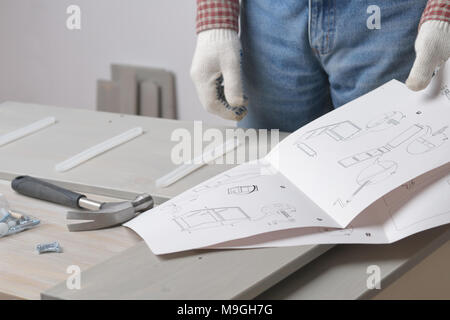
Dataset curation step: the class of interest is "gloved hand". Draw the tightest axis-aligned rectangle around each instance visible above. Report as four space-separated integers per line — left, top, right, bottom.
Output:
406 20 450 91
190 29 248 121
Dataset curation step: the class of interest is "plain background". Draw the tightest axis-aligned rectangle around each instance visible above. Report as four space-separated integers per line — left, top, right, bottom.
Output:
0 0 234 126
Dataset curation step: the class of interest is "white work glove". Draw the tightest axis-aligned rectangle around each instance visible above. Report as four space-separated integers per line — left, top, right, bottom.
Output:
406 20 450 91
190 29 248 121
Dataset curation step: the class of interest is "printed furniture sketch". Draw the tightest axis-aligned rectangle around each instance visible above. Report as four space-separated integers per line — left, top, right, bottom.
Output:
173 203 297 232
407 126 448 155
192 170 262 193
227 185 258 195
294 121 361 157
335 159 398 208
260 203 297 224
338 124 424 168
334 122 447 207
294 111 406 158
365 111 405 132
173 207 250 232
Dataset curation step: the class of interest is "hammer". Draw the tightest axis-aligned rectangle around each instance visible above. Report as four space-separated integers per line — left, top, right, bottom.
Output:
11 176 153 231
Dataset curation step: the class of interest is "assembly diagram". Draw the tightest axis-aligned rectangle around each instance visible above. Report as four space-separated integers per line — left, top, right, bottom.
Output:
261 203 297 225
192 169 262 193
333 119 447 208
172 203 296 233
338 123 424 168
293 120 362 157
293 111 406 158
365 111 405 132
334 159 398 208
173 207 250 232
407 125 448 155
227 185 258 195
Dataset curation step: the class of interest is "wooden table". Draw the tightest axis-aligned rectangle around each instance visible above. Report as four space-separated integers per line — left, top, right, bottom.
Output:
0 180 140 300
0 101 282 202
257 224 450 299
0 102 329 300
1 101 449 299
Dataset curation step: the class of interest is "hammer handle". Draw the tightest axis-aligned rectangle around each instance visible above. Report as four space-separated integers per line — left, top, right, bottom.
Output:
11 176 85 209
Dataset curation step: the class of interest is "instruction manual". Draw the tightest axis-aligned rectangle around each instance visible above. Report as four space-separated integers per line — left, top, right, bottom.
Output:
125 64 450 254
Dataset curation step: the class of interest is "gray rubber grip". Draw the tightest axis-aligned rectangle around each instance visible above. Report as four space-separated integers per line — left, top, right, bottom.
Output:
11 176 85 209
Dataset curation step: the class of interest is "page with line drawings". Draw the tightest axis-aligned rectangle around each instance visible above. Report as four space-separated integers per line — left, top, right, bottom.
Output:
126 64 450 254
266 63 450 228
210 164 450 248
125 160 341 254
383 164 450 243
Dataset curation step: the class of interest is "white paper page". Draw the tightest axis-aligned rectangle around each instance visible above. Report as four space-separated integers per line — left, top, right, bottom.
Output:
383 165 450 243
212 164 450 249
125 160 339 254
382 66 450 241
266 66 450 228
211 201 391 248
126 65 450 254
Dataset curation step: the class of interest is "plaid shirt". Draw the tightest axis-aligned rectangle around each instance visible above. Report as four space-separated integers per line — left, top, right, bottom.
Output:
420 0 450 26
196 0 240 33
196 0 450 33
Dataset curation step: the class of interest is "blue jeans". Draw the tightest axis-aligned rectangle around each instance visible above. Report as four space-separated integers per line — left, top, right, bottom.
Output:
238 0 427 132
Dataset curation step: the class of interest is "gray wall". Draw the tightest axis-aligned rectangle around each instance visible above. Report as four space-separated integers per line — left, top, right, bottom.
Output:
0 0 233 126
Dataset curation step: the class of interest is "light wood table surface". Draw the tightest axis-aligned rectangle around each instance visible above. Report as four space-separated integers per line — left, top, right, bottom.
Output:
0 101 283 202
2 101 449 300
0 180 140 300
0 102 329 300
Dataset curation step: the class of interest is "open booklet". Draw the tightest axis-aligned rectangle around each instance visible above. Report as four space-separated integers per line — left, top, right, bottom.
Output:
125 64 450 254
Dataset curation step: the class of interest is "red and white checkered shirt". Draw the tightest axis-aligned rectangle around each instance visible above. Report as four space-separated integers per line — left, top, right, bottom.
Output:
196 0 240 33
420 0 450 26
196 0 450 34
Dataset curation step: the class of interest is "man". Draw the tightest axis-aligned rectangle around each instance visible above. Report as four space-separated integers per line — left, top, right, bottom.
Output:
191 0 450 132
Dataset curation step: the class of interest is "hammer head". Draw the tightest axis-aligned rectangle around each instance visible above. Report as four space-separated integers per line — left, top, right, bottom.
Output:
66 194 153 232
